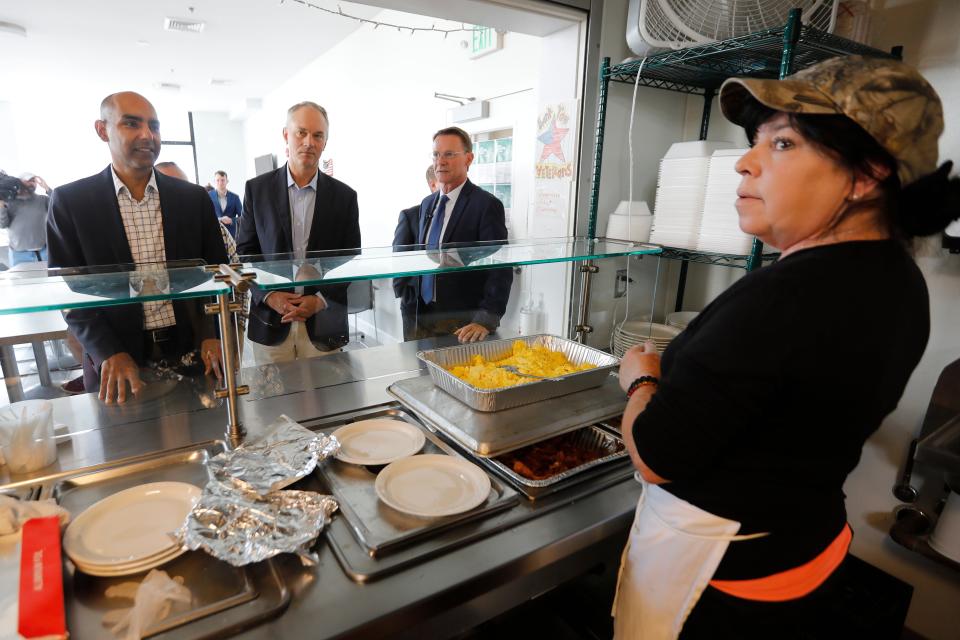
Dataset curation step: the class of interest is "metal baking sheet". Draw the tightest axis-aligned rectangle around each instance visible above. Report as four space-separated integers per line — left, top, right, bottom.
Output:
417 334 619 412
388 374 627 457
54 442 290 639
485 425 628 497
304 407 519 559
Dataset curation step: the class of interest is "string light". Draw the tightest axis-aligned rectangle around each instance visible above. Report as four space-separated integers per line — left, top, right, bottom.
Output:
287 0 483 36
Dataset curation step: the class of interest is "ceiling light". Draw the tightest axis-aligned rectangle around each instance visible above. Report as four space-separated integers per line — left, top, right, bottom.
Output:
209 78 233 86
155 82 182 91
163 17 205 33
136 40 150 46
0 22 27 38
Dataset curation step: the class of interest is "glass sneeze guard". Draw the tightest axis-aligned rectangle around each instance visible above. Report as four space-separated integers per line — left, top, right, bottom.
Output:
0 264 230 316
0 238 660 315
243 237 661 290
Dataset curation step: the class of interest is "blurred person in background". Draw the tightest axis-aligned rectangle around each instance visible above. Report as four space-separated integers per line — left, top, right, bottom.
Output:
0 172 53 266
210 170 242 238
157 161 247 347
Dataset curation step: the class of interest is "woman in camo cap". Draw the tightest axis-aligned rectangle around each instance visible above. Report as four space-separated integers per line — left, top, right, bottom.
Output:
612 55 960 639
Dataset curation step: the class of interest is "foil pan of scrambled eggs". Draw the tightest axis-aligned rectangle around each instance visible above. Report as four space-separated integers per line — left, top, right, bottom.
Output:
417 335 619 412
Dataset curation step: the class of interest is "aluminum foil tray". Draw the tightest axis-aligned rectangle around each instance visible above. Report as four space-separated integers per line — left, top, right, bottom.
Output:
484 425 627 497
417 334 619 412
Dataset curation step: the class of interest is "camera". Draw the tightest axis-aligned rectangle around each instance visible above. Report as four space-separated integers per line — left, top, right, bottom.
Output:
0 175 22 202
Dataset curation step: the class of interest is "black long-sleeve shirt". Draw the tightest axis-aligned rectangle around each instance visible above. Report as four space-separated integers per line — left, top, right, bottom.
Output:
633 240 929 579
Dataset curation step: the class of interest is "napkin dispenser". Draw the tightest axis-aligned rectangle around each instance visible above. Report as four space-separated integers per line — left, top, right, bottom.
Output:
18 517 66 639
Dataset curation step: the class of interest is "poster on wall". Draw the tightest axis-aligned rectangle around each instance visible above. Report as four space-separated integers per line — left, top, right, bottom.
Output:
532 100 579 238
534 100 578 182
531 182 572 239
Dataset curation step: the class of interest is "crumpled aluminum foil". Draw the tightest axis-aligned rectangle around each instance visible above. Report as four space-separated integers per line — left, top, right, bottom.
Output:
208 414 340 493
178 480 338 566
178 414 341 566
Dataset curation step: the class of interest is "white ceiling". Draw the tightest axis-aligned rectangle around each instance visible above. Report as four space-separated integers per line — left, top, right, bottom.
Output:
0 0 381 111
0 0 582 114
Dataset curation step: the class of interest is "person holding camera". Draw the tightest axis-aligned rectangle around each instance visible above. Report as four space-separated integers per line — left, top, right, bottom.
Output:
0 172 52 267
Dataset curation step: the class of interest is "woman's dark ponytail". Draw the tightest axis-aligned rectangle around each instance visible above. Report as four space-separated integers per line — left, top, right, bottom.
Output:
896 161 960 238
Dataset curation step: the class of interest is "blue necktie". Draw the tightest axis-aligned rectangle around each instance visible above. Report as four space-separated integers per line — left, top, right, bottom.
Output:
421 194 449 304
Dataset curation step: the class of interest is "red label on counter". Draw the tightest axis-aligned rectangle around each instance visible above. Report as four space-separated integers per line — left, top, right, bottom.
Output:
18 517 66 638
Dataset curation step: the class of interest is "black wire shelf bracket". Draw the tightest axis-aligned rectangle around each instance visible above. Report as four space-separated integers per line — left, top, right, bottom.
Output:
604 23 896 94
657 246 779 269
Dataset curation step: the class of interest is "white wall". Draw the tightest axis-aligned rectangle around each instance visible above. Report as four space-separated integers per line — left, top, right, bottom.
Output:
0 90 229 190
193 112 247 191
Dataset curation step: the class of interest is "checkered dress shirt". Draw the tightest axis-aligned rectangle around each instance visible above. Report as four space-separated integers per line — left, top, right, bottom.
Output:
111 168 176 329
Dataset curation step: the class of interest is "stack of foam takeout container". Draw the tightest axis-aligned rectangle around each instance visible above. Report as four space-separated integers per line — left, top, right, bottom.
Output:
650 141 735 249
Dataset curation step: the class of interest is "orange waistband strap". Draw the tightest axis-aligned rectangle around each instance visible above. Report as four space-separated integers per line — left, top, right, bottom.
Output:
708 524 852 602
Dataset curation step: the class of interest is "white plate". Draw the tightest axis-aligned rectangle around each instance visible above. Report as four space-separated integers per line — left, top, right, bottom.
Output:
375 454 491 518
63 481 200 568
333 418 426 466
72 545 187 577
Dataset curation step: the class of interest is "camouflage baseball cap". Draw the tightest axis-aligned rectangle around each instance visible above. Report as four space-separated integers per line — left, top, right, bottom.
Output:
719 55 943 186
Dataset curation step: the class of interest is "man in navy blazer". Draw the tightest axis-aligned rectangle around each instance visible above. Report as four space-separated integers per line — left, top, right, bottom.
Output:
392 127 512 342
46 91 228 403
210 170 242 237
236 101 360 364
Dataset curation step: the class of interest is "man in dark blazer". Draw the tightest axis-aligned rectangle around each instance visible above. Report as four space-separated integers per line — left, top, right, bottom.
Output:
392 127 512 342
236 101 360 365
210 170 242 237
46 91 228 404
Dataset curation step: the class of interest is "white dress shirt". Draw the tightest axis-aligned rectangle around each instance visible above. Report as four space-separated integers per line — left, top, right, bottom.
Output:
110 167 175 329
424 179 466 244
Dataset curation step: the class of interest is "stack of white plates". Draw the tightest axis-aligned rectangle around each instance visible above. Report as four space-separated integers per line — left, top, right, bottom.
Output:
650 141 736 249
612 321 682 357
63 481 200 577
666 311 698 330
696 149 758 254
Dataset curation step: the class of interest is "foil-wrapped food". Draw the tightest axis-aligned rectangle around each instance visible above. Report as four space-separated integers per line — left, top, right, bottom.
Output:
178 415 340 566
178 480 338 566
208 414 340 493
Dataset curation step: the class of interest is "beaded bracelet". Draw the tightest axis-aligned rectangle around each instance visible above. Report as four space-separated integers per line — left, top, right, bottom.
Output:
626 376 659 398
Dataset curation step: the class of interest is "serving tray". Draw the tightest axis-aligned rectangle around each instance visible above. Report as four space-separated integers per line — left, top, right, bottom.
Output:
388 373 626 457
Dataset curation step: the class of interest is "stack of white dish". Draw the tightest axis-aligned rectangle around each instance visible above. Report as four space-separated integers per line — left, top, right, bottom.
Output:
63 481 199 577
612 320 682 357
650 141 735 249
605 200 653 243
696 149 758 254
665 311 698 330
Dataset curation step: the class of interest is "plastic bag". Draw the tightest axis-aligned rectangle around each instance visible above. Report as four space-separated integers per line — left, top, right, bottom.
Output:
102 569 191 639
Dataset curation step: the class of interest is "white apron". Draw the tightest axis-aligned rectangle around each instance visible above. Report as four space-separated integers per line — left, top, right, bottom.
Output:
612 474 768 639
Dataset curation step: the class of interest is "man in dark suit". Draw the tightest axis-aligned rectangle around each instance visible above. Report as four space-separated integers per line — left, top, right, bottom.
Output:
392 127 512 342
236 101 360 365
210 170 242 237
46 91 228 403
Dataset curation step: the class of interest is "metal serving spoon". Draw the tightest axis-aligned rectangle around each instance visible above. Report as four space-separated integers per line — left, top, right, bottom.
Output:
497 365 565 382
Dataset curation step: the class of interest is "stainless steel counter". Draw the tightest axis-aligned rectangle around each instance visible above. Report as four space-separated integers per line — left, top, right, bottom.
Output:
1 338 640 639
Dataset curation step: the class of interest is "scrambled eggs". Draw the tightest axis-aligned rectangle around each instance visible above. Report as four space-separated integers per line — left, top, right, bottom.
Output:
446 340 595 389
